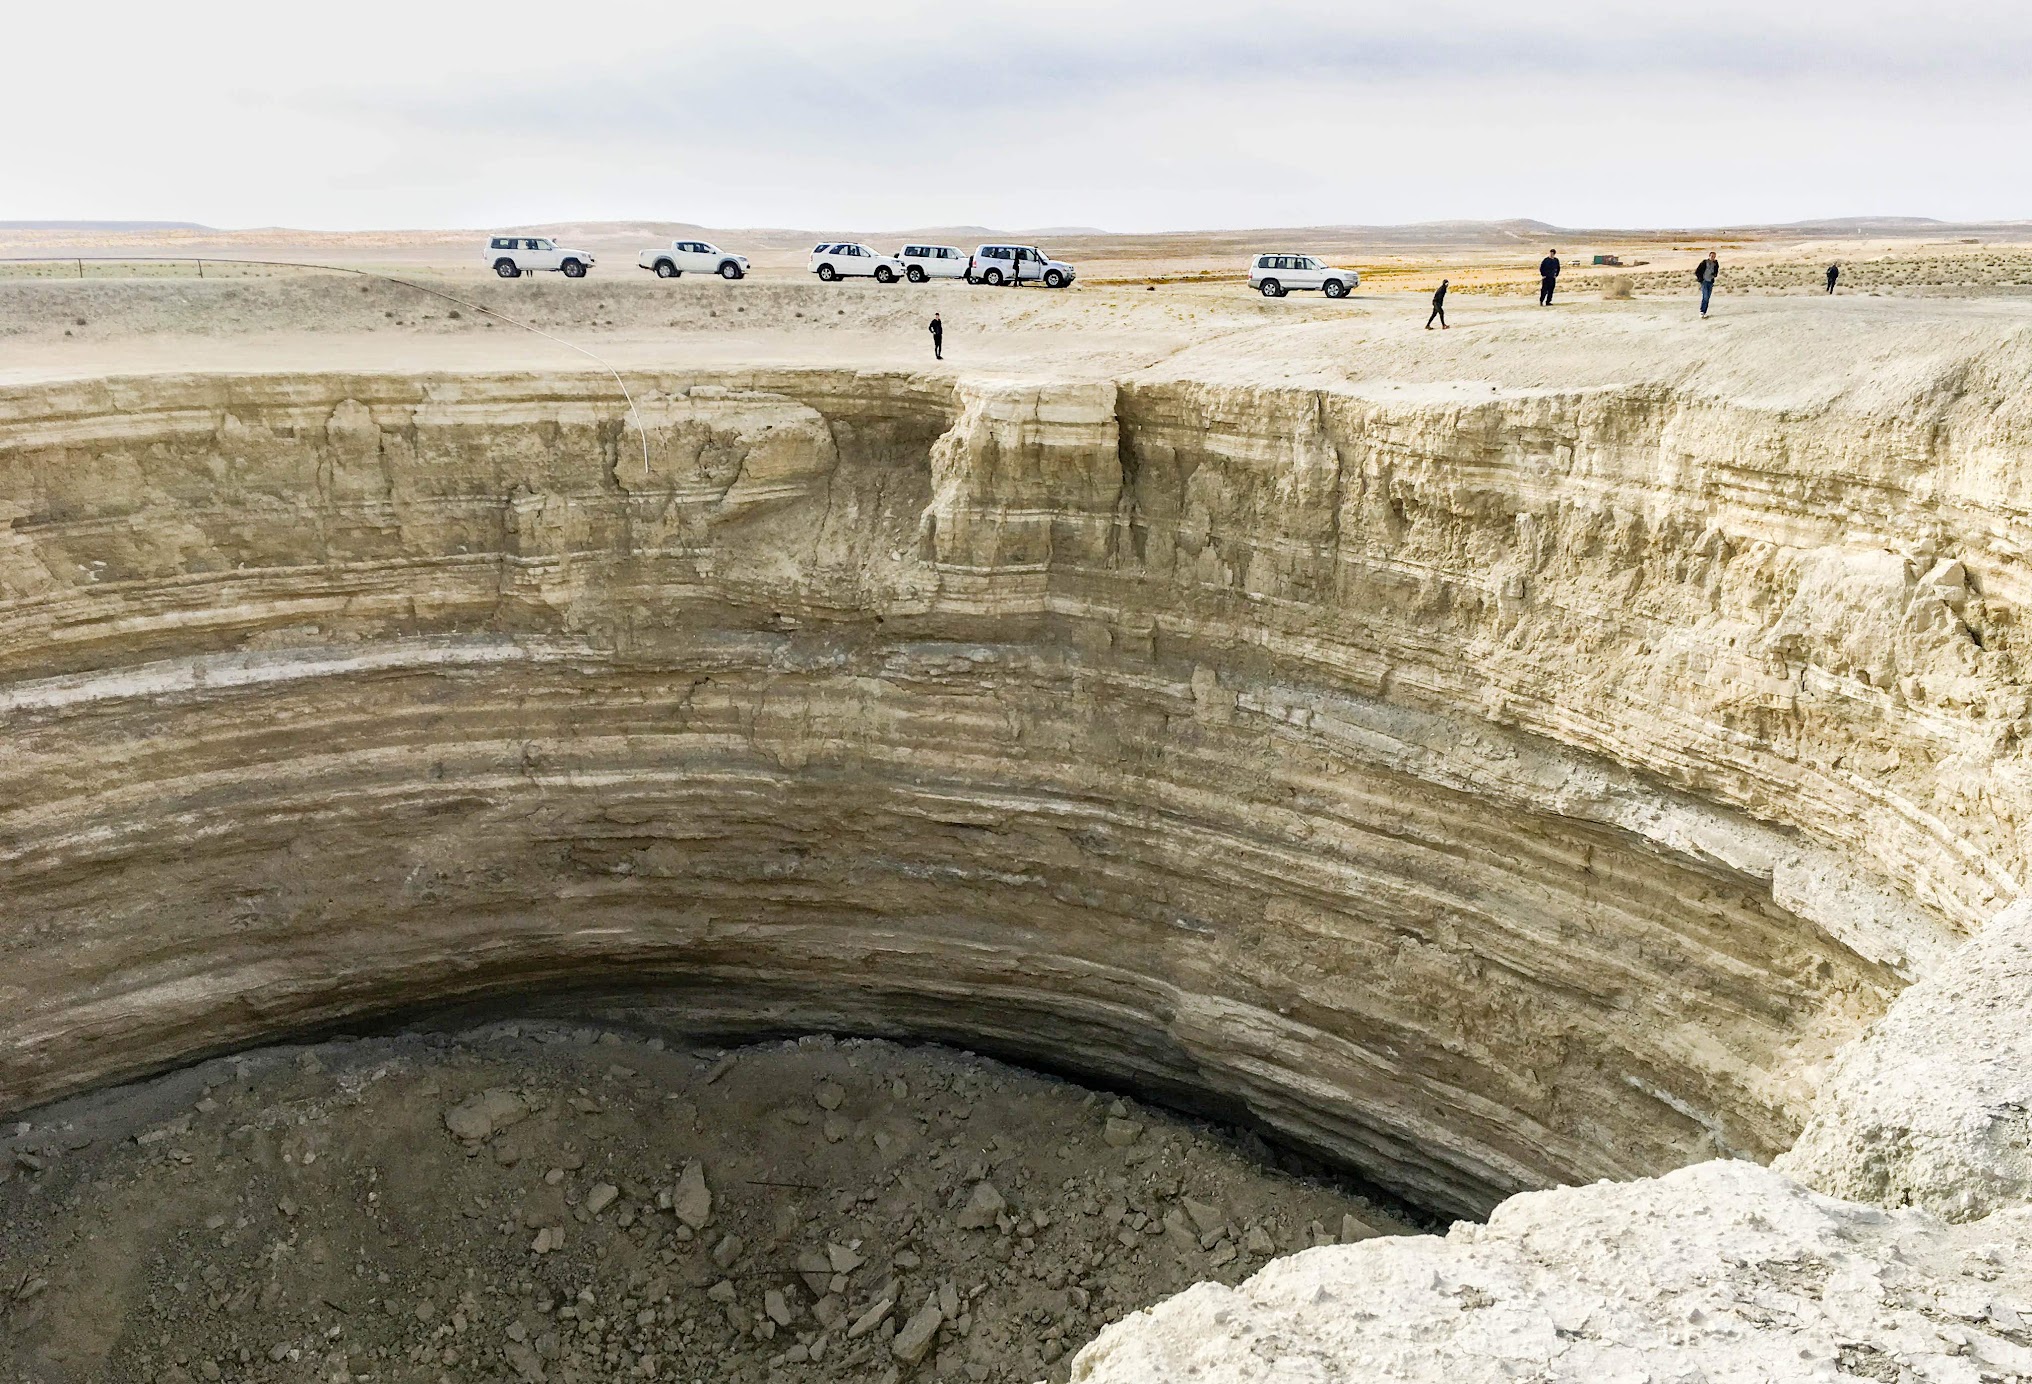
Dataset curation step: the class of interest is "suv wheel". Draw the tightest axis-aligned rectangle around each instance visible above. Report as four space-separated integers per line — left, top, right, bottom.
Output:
875 265 897 283
1043 269 1065 288
1323 279 1348 299
495 259 521 278
817 264 838 281
719 262 743 280
561 259 586 278
983 268 1004 286
906 265 926 283
655 260 679 278
1259 279 1282 298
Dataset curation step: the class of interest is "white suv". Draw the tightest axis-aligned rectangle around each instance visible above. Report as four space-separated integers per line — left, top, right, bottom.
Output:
1249 253 1357 298
897 245 968 282
639 240 749 280
967 245 1075 287
486 236 595 279
810 243 904 283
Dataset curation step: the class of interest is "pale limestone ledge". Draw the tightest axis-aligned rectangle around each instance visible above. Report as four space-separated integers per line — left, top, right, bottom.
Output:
1069 1160 2032 1384
0 362 2026 1227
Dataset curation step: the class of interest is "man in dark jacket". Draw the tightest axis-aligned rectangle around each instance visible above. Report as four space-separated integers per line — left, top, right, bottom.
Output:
1826 263 1840 294
1427 279 1449 329
1538 251 1560 305
1695 252 1720 316
929 312 944 360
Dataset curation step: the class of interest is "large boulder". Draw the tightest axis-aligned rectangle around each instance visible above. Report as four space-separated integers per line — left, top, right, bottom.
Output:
1778 898 2032 1222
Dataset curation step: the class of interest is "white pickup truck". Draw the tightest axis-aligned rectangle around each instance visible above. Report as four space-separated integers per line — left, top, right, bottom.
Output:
485 236 595 278
638 240 750 280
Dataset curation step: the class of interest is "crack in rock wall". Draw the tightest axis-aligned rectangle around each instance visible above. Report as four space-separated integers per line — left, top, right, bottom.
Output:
1 366 2020 1219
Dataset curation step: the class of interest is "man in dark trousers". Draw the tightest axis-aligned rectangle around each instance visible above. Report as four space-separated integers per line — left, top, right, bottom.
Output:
929 312 944 360
1695 251 1720 316
1427 279 1449 329
1538 250 1561 305
1826 263 1840 294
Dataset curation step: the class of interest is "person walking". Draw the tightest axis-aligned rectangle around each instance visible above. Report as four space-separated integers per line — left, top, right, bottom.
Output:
1826 262 1840 294
1695 251 1720 317
1427 279 1449 329
929 312 944 361
1538 250 1561 305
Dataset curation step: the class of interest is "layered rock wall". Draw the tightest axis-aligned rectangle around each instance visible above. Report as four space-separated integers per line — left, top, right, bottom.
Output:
3 361 2025 1216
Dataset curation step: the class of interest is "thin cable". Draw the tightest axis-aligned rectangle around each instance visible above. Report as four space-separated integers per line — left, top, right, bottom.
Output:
0 255 653 476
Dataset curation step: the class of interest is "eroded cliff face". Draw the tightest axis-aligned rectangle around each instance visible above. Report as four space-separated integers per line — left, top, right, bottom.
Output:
2 361 2023 1218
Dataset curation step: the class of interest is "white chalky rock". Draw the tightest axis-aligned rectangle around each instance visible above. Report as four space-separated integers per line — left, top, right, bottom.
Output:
1070 1161 2032 1384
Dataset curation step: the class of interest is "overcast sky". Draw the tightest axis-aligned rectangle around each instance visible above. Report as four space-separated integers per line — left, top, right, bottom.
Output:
5 0 2025 231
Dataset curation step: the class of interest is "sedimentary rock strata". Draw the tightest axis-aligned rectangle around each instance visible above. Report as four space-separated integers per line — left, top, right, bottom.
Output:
2 345 2026 1227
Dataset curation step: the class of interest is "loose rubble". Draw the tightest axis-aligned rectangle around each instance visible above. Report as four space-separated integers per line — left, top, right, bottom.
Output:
1 1024 1410 1383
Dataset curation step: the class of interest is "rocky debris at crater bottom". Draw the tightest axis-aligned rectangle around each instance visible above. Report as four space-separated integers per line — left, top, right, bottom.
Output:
0 1024 1409 1384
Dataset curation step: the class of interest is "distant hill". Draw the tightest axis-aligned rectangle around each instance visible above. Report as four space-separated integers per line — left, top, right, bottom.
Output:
0 221 212 231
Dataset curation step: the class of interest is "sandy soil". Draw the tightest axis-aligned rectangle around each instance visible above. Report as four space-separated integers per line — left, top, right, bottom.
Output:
0 1027 1407 1384
5 267 2030 402
5 220 2032 298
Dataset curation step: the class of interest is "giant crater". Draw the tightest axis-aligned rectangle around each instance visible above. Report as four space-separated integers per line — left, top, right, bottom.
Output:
8 347 2020 1231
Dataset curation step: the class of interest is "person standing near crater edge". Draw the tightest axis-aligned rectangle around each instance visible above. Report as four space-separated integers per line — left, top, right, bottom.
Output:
1695 251 1720 317
1538 250 1561 305
929 312 944 361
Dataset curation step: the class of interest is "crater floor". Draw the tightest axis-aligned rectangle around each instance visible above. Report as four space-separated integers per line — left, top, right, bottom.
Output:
0 1025 1407 1384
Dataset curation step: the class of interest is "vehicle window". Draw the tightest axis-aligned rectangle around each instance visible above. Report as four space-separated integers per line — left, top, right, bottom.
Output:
1302 257 1321 270
492 238 510 249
